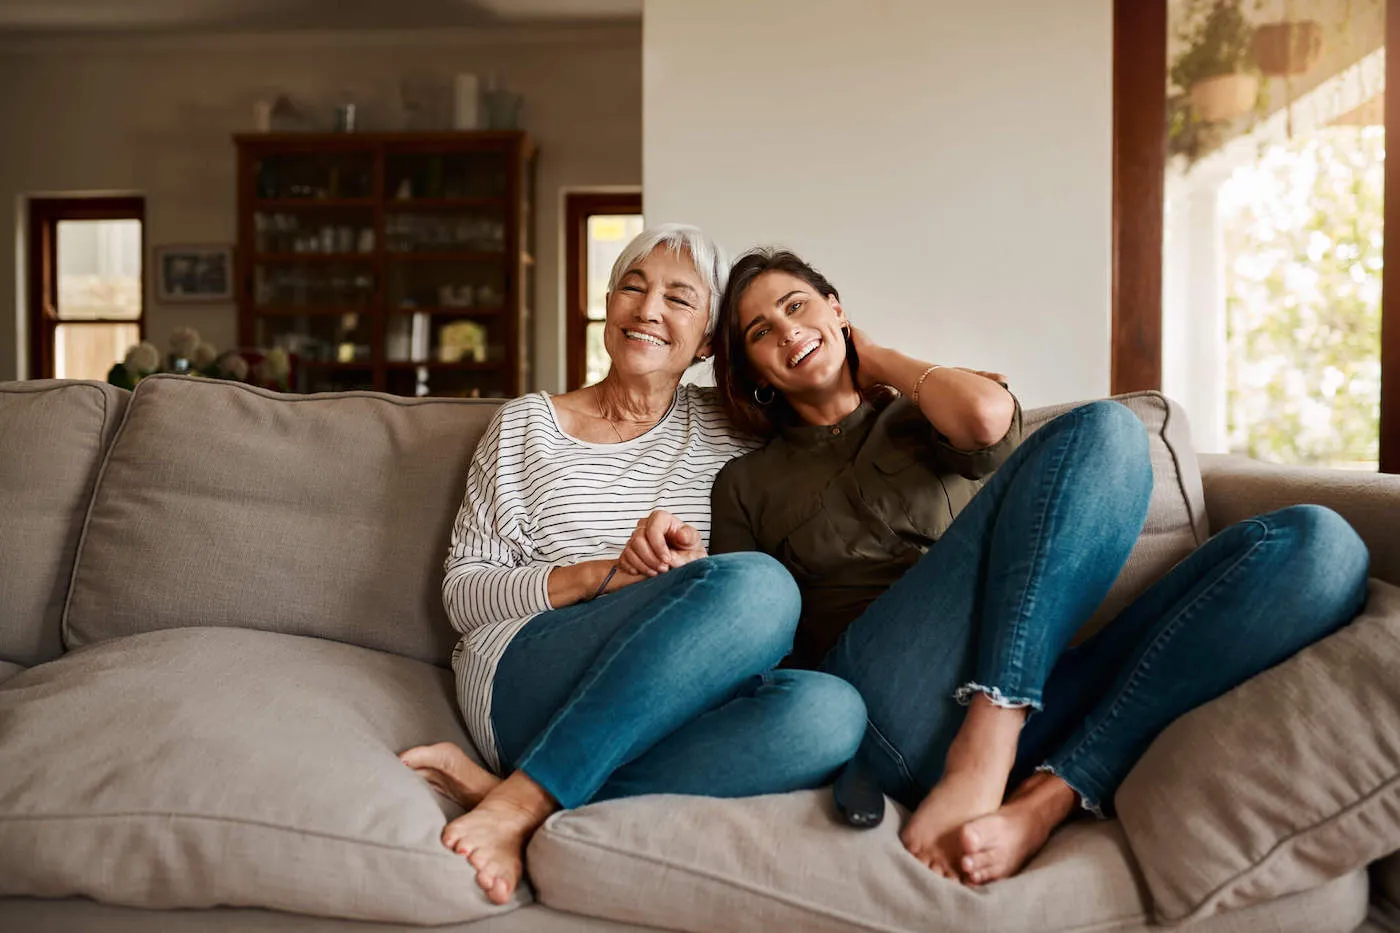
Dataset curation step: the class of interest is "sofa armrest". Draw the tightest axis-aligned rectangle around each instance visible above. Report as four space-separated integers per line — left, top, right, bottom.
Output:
1199 454 1400 586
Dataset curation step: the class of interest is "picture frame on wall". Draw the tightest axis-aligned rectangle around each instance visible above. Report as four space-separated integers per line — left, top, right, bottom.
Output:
154 244 234 302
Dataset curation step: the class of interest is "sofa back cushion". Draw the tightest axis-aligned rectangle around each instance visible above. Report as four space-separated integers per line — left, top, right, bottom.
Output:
64 375 500 666
1116 578 1400 922
0 380 128 667
1024 392 1208 639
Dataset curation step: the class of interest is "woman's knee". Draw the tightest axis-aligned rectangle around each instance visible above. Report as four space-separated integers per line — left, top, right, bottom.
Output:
775 671 867 766
1256 505 1369 604
1048 401 1151 485
691 551 801 642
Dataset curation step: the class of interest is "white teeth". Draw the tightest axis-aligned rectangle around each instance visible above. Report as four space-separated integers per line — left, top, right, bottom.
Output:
624 330 668 346
789 340 820 367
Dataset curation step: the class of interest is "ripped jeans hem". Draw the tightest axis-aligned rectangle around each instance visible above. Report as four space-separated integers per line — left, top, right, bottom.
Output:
953 682 1042 713
1035 763 1105 818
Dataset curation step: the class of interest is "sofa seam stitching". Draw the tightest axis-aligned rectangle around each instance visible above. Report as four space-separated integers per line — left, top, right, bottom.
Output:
539 828 1147 933
0 810 472 860
1170 771 1400 922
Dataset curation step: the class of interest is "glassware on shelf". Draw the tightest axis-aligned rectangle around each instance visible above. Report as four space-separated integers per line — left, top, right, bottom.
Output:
384 213 505 253
254 212 375 255
254 263 375 309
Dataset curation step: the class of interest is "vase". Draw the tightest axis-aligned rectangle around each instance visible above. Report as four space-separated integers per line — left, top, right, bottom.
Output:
1189 73 1259 123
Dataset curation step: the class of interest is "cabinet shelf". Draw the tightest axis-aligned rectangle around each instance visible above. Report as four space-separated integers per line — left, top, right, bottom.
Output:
237 131 536 397
386 361 508 371
253 198 377 209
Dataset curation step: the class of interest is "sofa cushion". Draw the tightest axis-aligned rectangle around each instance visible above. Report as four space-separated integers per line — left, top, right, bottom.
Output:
1200 453 1400 587
0 900 652 933
64 375 502 666
1116 578 1400 923
1024 391 1207 640
0 379 127 667
528 790 1367 933
0 660 21 685
0 627 521 924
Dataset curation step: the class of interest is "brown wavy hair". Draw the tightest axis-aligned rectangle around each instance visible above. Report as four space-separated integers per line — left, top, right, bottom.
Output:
713 248 890 436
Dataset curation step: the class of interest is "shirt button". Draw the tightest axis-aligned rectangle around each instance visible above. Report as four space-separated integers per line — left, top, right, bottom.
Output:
831 427 842 436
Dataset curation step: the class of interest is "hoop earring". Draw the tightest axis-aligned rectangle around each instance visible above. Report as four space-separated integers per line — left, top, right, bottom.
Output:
753 384 776 407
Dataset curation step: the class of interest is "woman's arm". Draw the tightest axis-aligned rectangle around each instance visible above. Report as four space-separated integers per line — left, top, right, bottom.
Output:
851 327 1015 451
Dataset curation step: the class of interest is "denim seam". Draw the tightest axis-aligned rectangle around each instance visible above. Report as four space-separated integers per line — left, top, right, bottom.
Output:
863 717 916 789
1000 406 1084 690
1048 517 1272 790
515 561 721 805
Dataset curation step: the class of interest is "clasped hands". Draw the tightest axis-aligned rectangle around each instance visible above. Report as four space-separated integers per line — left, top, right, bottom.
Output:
616 509 707 578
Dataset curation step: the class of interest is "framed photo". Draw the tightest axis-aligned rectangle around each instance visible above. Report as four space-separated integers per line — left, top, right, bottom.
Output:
154 244 234 302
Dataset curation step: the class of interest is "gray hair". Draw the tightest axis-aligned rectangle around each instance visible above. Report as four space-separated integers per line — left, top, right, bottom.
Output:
606 223 729 336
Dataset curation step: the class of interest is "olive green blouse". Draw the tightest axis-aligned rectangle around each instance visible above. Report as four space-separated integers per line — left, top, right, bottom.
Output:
710 395 1023 667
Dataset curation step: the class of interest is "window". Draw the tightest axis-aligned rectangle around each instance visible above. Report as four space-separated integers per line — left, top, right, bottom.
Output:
564 192 643 390
29 198 145 381
1113 0 1398 472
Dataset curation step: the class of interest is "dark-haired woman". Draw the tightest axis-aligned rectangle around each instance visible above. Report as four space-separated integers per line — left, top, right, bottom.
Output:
676 248 1367 884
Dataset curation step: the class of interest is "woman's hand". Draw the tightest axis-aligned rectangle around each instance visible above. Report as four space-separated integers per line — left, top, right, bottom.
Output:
845 324 889 390
618 509 708 577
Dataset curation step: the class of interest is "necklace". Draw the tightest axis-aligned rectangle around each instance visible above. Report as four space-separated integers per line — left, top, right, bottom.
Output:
595 390 661 443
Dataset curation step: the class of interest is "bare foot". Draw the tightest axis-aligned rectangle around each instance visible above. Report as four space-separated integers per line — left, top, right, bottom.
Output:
400 742 501 808
900 694 1026 879
440 772 556 905
959 771 1078 885
900 767 1010 878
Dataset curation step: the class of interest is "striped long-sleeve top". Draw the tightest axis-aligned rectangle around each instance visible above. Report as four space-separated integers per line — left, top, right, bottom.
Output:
444 385 758 772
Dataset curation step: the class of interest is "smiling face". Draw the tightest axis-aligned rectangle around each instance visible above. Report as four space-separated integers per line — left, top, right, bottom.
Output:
603 245 712 381
736 270 850 399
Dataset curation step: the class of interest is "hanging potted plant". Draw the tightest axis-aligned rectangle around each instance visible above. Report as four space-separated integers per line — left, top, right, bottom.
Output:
1171 0 1260 123
1251 20 1324 77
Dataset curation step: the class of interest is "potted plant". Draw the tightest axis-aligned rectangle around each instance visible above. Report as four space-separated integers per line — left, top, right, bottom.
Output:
1171 0 1259 123
1251 20 1324 77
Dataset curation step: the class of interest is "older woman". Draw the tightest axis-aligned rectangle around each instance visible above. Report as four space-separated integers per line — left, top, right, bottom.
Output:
398 226 866 905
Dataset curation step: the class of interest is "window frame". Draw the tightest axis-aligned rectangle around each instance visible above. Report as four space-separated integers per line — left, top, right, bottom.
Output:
1112 0 1400 472
27 196 147 381
563 191 643 391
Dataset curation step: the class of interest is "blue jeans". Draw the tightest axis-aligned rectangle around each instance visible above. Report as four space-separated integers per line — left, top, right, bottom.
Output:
491 551 867 809
825 401 1370 814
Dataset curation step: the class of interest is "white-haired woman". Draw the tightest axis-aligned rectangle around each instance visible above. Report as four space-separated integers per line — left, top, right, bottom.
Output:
398 225 867 905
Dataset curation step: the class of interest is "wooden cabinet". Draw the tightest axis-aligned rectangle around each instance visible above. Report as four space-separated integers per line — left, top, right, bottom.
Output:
234 132 535 397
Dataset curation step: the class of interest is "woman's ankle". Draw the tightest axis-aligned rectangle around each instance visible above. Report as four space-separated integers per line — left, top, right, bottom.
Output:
944 694 1027 780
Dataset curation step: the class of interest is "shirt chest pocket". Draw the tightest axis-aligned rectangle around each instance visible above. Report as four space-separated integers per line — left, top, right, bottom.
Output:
869 449 955 542
762 481 911 583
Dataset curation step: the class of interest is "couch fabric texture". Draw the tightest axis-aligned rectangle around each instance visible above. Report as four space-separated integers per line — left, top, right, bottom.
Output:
0 626 516 925
63 375 498 667
1117 580 1400 921
528 791 1368 933
1 376 1397 933
0 379 127 669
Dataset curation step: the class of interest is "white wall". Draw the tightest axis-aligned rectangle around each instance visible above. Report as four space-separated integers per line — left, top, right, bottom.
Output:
0 25 642 387
643 0 1113 407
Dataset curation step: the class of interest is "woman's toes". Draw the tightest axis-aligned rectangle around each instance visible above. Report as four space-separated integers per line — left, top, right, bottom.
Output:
962 850 996 875
490 877 512 904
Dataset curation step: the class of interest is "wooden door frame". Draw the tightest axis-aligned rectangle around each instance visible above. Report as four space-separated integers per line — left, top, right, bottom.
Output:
1113 0 1400 472
27 196 146 380
563 191 643 390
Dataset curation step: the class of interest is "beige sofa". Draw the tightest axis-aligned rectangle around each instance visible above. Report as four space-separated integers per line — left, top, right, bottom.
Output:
1 374 1397 933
